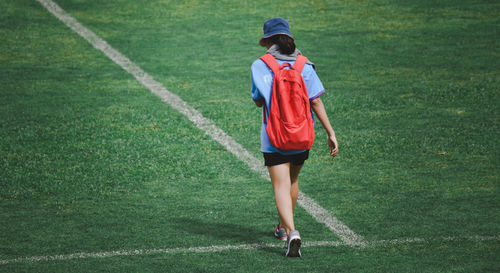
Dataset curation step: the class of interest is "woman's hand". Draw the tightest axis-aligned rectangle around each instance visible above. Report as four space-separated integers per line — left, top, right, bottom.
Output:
328 134 338 158
310 97 338 159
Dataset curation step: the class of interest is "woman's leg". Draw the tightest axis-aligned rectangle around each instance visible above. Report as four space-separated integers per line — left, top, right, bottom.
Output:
289 163 303 214
268 163 295 234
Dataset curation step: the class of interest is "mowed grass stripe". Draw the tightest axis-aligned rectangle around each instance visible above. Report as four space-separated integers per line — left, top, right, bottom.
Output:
2 235 498 265
35 0 365 245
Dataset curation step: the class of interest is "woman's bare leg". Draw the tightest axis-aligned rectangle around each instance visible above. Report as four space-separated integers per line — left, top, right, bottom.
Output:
289 163 303 214
268 163 295 234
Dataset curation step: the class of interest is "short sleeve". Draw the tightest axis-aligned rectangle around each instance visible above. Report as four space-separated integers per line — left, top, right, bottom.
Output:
251 72 263 101
302 64 325 100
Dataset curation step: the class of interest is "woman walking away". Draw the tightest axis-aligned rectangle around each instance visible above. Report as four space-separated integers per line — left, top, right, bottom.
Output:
251 18 338 257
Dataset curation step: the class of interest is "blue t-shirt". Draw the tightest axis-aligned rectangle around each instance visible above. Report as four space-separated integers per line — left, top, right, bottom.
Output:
251 58 325 154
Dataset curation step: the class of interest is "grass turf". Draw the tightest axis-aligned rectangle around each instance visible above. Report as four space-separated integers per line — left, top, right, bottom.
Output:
1 0 499 272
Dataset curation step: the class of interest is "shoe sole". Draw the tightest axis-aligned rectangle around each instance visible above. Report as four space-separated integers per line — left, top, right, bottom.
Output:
286 237 302 257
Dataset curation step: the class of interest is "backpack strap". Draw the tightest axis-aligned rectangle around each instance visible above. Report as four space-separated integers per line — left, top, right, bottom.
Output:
261 53 308 74
260 53 280 74
293 55 308 73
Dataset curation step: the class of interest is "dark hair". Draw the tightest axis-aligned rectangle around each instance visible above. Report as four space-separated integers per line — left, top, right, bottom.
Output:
259 35 296 55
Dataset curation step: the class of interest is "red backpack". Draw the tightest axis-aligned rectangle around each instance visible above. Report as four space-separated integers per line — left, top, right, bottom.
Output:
260 53 315 150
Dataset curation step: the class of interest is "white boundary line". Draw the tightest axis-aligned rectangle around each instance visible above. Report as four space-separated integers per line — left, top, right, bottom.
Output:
35 0 365 246
1 235 498 265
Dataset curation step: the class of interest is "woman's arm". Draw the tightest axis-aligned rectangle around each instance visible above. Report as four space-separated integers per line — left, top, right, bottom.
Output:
310 97 338 158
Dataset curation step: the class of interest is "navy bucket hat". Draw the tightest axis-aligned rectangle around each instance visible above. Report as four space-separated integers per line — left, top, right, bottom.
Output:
259 17 294 44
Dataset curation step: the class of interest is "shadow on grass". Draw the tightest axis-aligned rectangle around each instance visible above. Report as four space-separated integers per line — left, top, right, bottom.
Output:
171 217 284 256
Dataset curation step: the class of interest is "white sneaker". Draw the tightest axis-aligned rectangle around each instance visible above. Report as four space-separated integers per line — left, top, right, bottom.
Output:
274 224 287 241
285 230 302 257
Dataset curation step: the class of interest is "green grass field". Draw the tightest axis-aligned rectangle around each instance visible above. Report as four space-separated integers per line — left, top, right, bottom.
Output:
1 0 499 272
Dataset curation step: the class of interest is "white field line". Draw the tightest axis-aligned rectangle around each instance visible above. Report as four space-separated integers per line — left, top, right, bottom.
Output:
35 0 365 246
1 235 498 265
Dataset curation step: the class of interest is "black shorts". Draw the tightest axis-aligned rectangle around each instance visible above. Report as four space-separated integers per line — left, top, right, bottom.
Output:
263 150 309 167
